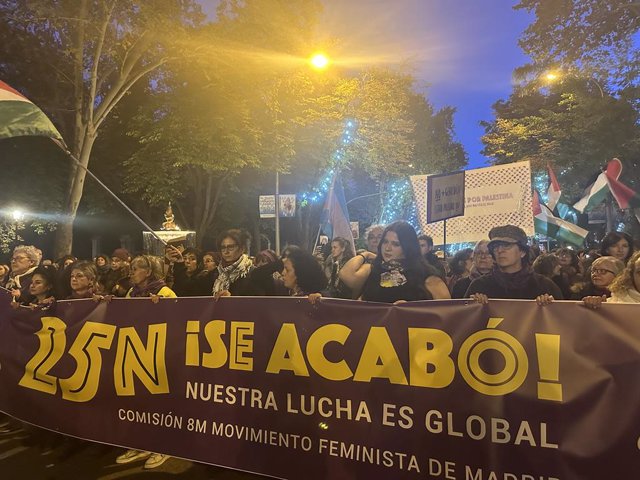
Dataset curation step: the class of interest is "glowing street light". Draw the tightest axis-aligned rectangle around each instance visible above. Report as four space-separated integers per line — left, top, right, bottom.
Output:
541 70 604 98
11 209 25 222
309 53 330 70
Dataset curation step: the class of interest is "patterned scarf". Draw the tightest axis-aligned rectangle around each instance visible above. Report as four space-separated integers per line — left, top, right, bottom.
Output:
213 254 254 295
130 279 167 298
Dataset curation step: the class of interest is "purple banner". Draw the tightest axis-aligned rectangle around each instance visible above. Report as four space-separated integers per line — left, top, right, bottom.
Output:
1 289 639 479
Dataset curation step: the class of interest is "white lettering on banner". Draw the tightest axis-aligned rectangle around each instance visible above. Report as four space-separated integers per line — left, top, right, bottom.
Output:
424 410 558 449
465 465 560 480
318 438 420 472
210 421 313 451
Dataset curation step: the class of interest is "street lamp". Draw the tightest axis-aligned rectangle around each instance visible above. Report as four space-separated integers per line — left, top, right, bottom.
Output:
309 53 330 70
274 53 331 254
11 209 25 222
541 69 604 98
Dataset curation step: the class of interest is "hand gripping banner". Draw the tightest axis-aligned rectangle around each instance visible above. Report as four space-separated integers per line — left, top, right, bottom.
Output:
0 289 639 479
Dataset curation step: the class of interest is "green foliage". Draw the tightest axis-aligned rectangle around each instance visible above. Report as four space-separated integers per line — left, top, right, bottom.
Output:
515 0 640 88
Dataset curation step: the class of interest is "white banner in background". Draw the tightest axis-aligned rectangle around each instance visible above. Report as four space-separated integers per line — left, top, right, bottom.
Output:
410 161 534 244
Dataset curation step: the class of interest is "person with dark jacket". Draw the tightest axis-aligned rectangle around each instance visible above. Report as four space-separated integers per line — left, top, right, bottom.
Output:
418 234 446 278
213 229 280 297
466 225 562 303
5 245 41 303
166 247 214 297
451 240 493 298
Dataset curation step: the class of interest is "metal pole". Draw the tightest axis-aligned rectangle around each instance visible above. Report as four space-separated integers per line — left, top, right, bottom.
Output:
443 219 447 258
275 171 280 255
51 138 167 246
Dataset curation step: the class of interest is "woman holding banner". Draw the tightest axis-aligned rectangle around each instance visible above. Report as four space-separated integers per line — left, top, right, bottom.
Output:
116 254 176 469
339 221 450 303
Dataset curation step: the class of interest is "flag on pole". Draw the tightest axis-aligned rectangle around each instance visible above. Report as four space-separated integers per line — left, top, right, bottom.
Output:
605 167 640 210
321 173 356 255
533 190 588 246
546 163 562 211
0 80 63 141
573 158 623 213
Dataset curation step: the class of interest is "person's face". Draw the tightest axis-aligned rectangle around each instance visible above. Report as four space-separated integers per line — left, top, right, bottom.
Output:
0 265 6 277
473 245 494 272
96 257 107 267
63 258 75 268
29 274 50 297
203 255 216 271
491 241 525 273
184 253 198 273
381 231 404 262
11 252 34 275
633 259 640 292
331 241 345 259
70 269 92 292
220 237 242 263
130 263 150 286
419 239 431 256
591 265 617 288
607 239 630 261
282 258 297 290
111 257 127 270
367 228 383 253
463 256 474 273
556 251 572 266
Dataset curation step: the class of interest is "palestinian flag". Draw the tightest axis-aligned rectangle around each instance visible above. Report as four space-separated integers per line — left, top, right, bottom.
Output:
546 163 562 211
534 190 588 246
0 80 63 140
605 168 640 210
573 158 622 213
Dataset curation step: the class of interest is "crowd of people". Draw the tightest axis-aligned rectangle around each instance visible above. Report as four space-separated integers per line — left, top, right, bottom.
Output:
1 225 638 310
1 223 638 468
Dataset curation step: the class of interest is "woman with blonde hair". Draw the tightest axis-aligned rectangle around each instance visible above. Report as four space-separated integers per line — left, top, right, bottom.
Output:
116 254 175 469
608 251 640 303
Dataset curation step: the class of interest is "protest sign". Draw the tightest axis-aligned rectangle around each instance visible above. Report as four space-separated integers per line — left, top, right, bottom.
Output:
1 290 639 479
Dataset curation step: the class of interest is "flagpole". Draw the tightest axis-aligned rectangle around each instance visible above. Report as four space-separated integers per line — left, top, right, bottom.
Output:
50 138 168 246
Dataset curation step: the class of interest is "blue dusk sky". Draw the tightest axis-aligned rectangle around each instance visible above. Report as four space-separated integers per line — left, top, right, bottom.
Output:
319 0 533 169
201 0 533 170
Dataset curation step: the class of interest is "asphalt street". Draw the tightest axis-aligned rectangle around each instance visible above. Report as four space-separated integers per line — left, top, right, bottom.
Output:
0 423 268 480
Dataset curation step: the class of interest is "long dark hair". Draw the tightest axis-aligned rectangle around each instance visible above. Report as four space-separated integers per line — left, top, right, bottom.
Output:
374 220 427 270
600 231 634 262
286 249 328 295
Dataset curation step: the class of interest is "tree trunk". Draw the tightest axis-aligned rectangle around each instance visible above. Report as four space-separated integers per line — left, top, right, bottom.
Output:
53 131 97 258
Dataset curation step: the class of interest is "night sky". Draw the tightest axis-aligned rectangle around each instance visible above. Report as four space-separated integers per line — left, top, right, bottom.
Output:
320 0 533 169
201 0 533 170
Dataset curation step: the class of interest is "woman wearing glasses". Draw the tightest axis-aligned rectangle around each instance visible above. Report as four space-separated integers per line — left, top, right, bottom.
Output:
5 245 41 303
578 255 624 307
212 229 280 297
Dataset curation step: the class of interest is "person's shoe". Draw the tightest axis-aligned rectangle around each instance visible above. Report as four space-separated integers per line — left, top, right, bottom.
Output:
115 449 151 464
144 453 170 469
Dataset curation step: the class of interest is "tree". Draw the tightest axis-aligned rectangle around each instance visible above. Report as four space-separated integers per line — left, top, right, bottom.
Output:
514 0 640 89
0 0 205 257
481 80 640 199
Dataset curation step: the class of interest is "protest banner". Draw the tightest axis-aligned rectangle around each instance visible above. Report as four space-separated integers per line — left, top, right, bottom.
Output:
411 161 534 244
0 290 639 479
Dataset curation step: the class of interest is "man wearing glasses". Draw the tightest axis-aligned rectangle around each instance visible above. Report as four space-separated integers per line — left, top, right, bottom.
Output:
466 225 562 304
5 245 41 303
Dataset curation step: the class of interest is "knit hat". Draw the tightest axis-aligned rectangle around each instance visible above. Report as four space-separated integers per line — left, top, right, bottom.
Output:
591 256 625 276
111 248 130 261
487 225 529 251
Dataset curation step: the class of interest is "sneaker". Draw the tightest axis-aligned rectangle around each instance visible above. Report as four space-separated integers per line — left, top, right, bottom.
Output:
115 449 151 464
144 453 170 469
